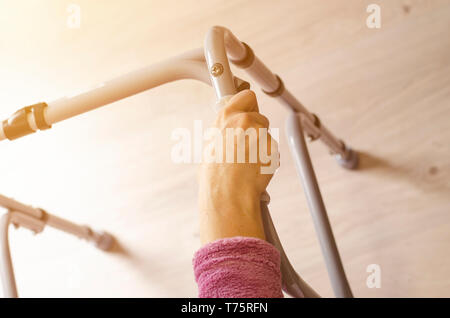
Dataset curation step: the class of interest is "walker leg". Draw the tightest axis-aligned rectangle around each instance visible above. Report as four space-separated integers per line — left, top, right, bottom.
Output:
0 194 115 298
0 213 18 298
335 146 359 170
285 111 353 298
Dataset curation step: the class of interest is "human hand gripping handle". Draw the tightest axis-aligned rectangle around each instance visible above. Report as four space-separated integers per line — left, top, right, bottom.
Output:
198 89 278 245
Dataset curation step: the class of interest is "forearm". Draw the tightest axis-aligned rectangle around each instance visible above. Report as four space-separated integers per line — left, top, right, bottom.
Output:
195 90 281 298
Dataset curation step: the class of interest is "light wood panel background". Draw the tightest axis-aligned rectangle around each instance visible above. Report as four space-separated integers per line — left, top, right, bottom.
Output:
0 0 449 297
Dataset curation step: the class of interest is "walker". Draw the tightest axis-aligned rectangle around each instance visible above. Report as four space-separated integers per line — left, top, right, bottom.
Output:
0 26 358 298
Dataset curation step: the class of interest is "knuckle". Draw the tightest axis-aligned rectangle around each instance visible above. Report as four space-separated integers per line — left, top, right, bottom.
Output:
260 114 270 127
221 106 233 118
244 89 257 101
237 113 253 128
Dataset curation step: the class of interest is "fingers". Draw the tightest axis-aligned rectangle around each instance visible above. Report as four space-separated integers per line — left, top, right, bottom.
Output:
247 112 269 128
225 89 259 114
216 90 268 129
227 112 269 130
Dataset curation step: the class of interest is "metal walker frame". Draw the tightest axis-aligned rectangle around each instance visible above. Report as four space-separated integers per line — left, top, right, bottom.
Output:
0 26 358 298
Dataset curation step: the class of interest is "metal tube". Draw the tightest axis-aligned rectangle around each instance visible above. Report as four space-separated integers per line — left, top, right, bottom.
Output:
0 193 114 251
278 90 346 156
45 59 211 125
0 194 42 219
260 197 319 298
0 195 115 298
242 56 280 94
45 214 92 239
285 111 353 298
0 213 18 298
0 56 211 141
45 214 102 245
204 26 239 99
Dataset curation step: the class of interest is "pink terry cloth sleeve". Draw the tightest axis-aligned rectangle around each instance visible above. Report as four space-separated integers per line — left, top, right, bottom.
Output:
193 236 284 298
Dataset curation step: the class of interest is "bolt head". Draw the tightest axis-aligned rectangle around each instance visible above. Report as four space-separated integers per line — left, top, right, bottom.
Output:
210 63 224 77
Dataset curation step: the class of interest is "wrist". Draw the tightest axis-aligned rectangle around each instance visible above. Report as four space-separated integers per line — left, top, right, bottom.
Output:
198 193 266 245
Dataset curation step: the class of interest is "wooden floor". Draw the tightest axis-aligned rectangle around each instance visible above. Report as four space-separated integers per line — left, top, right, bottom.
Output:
1 0 449 297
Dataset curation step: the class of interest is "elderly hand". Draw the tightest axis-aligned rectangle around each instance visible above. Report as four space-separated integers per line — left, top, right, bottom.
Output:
198 89 279 245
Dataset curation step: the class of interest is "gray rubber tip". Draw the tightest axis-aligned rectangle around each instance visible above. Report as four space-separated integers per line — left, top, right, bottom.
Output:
95 232 115 251
335 147 359 170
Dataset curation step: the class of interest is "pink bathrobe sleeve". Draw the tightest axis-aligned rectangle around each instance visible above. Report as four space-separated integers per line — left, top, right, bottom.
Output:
193 236 284 298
